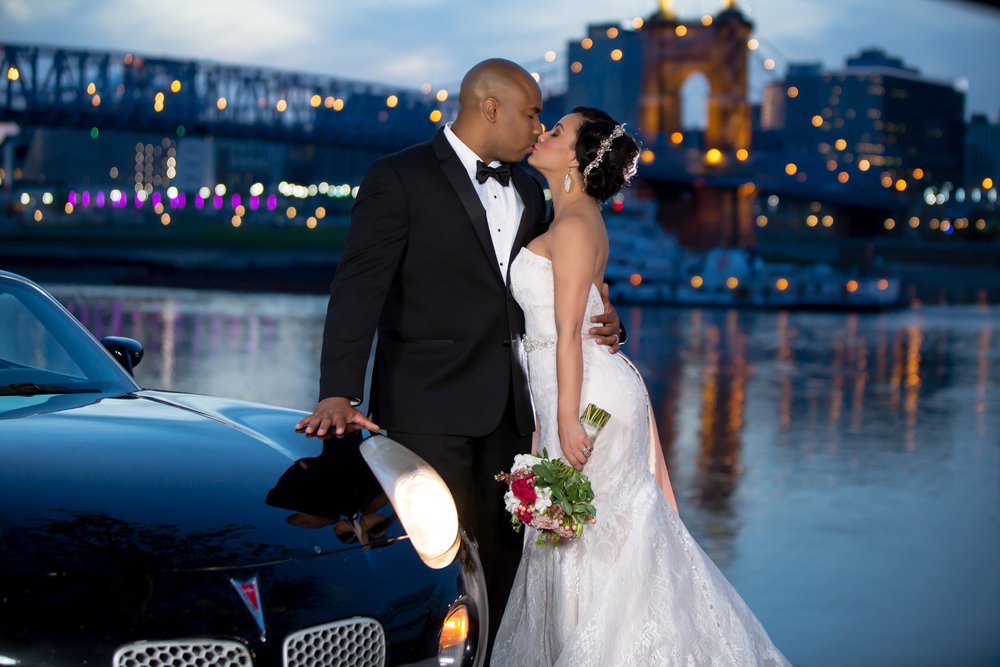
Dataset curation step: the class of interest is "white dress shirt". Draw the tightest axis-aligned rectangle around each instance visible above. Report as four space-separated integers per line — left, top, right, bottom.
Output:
443 123 524 283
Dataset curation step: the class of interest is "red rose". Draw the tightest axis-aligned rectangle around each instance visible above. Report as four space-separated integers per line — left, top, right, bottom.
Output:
515 505 534 524
511 476 537 505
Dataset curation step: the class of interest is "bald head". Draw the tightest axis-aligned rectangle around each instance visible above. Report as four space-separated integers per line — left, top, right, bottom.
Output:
458 58 537 111
452 58 544 164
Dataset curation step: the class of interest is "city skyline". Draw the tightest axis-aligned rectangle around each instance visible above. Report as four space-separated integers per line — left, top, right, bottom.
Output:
1 0 998 120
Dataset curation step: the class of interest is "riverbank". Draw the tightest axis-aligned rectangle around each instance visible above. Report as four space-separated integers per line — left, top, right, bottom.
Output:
0 224 345 292
0 242 340 293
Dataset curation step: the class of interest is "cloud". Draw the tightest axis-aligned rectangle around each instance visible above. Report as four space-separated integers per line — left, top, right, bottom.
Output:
1 0 997 116
88 0 318 66
1 0 33 22
0 0 84 23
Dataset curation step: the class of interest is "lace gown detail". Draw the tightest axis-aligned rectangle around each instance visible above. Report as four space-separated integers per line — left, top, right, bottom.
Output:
492 248 790 666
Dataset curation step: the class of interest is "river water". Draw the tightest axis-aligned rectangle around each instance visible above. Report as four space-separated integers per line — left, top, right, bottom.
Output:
52 283 1000 667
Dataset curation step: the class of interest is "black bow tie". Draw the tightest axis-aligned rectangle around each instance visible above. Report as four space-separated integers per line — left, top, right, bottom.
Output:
475 160 512 186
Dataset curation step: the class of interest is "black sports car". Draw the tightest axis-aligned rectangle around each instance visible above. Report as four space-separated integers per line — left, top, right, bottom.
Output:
0 270 486 666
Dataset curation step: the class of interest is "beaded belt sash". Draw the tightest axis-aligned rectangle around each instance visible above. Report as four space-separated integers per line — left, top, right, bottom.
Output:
522 336 558 353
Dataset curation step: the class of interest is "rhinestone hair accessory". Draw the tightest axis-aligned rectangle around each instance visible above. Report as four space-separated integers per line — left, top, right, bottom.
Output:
582 123 628 185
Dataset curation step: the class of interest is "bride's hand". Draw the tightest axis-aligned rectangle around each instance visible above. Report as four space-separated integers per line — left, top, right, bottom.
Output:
559 419 592 471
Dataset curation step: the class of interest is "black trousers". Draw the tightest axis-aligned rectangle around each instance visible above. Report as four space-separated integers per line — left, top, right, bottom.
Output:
388 387 530 662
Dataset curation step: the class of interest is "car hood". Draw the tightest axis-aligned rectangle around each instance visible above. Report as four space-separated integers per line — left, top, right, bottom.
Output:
0 390 405 574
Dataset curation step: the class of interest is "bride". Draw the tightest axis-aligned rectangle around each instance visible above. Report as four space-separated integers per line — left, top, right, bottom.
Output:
492 107 791 666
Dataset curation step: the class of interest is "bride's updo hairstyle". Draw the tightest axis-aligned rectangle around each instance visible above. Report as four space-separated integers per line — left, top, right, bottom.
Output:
573 106 640 202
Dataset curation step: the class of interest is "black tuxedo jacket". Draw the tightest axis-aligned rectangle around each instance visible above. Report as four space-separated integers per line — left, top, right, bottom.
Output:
319 128 546 437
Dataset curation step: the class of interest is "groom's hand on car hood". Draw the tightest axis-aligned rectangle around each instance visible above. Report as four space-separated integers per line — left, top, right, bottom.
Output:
296 396 379 438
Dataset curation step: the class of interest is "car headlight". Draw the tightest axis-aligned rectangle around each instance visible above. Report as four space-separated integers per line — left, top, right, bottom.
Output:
360 435 460 569
437 603 473 666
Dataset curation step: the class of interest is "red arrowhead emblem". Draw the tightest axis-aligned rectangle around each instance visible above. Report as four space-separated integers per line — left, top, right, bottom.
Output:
230 575 267 640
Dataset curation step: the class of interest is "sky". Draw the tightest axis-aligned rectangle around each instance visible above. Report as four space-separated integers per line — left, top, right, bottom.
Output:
1 0 999 119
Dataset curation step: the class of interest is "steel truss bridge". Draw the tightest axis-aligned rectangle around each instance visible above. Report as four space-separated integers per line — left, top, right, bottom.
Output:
0 42 449 152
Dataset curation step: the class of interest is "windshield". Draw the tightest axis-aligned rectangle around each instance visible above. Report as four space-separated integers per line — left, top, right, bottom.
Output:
0 274 139 396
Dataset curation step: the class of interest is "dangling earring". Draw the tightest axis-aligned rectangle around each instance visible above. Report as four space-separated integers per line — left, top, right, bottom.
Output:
564 172 573 193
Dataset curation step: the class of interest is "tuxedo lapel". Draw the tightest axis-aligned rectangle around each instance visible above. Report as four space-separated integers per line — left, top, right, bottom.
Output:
433 130 506 286
508 167 539 272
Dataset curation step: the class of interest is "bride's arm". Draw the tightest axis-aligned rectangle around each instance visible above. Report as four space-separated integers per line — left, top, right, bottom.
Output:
550 215 601 471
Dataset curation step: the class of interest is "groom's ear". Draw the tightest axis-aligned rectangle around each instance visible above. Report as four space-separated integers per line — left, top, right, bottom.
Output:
482 97 500 123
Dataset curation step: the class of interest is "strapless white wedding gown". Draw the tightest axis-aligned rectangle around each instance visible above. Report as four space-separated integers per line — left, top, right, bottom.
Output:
492 248 790 666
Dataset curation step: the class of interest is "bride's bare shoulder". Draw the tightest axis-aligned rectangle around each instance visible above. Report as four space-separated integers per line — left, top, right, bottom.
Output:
549 208 604 241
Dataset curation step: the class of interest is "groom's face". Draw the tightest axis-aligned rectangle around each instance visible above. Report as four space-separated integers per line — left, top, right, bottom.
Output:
492 79 543 164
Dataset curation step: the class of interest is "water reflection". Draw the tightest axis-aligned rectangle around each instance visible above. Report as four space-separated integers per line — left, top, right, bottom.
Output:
55 286 328 409
47 284 1000 666
977 322 991 438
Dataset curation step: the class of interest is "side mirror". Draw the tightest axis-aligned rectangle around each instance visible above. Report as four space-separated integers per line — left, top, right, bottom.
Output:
101 336 144 375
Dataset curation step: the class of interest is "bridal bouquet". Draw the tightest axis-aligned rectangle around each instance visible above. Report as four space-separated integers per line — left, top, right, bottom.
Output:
495 404 610 547
496 451 596 546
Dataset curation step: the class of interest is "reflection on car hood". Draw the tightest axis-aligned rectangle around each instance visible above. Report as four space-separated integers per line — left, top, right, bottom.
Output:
0 390 405 574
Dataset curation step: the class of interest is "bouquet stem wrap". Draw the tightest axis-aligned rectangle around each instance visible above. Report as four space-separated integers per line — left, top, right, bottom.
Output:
580 403 611 444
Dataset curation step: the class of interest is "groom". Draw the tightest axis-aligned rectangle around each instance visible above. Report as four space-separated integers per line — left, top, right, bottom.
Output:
295 58 623 655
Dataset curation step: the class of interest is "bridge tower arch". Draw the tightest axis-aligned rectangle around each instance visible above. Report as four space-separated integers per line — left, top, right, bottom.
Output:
639 1 756 249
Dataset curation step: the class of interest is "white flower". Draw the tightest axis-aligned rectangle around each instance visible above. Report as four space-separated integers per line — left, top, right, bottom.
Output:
504 491 521 514
534 486 553 512
512 453 543 473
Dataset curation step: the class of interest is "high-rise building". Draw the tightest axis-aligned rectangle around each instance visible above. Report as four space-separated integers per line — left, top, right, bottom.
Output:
565 23 644 129
761 49 965 190
965 113 1000 189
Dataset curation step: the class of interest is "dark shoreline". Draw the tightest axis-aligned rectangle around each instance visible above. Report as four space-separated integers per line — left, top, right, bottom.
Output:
0 241 340 294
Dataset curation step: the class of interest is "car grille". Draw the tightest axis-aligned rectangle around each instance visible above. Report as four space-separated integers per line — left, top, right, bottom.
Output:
113 639 253 667
112 618 386 667
283 617 386 667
